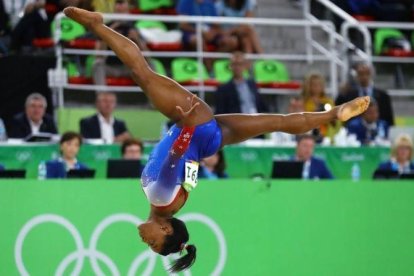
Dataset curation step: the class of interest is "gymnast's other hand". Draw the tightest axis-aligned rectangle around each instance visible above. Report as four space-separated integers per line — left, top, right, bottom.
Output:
175 96 200 126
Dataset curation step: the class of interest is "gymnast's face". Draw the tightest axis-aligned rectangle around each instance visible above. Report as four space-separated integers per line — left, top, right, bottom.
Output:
138 221 172 253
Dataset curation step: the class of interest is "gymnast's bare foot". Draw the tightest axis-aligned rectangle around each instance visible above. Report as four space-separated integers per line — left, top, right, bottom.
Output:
63 7 103 29
337 96 370 122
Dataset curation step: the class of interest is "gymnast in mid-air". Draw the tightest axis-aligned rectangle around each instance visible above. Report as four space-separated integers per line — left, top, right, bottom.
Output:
64 7 370 272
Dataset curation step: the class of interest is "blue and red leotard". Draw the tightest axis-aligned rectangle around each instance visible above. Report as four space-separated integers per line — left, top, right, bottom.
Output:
141 119 222 207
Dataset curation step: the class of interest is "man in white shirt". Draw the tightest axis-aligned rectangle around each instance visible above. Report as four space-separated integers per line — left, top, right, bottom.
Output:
9 93 58 138
80 92 131 143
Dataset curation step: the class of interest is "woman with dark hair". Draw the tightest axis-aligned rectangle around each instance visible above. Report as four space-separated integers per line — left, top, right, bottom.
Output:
63 7 370 272
39 131 88 179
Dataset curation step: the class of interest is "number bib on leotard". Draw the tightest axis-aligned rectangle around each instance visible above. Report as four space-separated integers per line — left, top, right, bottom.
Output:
183 160 199 192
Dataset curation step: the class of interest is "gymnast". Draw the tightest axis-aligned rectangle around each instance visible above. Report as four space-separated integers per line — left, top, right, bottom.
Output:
63 7 370 272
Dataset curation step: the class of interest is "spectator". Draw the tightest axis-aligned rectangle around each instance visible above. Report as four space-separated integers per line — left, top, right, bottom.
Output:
121 138 145 175
176 0 239 52
39 131 88 179
294 134 334 179
215 51 268 115
93 0 149 85
336 62 394 126
90 0 116 13
9 93 58 139
8 0 50 52
346 100 389 145
80 92 130 143
122 138 144 160
301 72 334 112
0 0 10 56
301 72 339 141
215 0 263 53
375 134 414 174
199 150 228 179
0 118 7 141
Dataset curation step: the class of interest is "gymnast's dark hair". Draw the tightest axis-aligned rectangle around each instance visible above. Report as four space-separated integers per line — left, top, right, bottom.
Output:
159 217 197 272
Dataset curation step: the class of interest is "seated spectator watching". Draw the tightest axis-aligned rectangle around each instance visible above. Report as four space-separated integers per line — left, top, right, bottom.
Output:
376 134 414 174
215 52 268 115
121 138 145 175
293 134 334 179
80 92 130 143
301 72 339 141
9 93 58 139
38 131 88 179
336 62 394 126
0 0 9 56
346 100 389 146
93 0 149 85
215 0 263 53
122 138 144 160
8 0 50 52
176 0 239 52
0 118 7 141
199 150 228 179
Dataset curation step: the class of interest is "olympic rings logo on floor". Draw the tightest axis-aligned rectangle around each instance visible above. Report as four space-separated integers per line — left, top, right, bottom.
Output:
15 213 227 276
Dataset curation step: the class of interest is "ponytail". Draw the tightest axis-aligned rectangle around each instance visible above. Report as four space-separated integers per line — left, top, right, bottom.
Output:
169 244 197 272
159 217 197 272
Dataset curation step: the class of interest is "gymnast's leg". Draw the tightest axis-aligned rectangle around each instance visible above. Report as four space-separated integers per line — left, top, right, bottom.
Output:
216 96 370 145
63 7 213 126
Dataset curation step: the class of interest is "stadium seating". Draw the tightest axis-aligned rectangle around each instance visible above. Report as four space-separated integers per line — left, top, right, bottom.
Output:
65 60 93 84
66 57 166 85
352 14 375 21
150 58 167 76
171 58 218 86
136 20 182 51
374 28 413 57
253 60 300 89
213 59 249 83
51 18 96 49
131 0 176 15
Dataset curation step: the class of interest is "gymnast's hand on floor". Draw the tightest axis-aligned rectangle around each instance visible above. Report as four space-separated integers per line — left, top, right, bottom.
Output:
175 96 200 127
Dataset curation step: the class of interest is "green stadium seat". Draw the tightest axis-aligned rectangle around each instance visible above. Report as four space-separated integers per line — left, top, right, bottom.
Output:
213 59 250 83
135 20 167 31
253 60 300 89
65 60 93 84
51 18 86 41
51 18 96 49
138 0 173 12
150 58 167 76
171 58 208 84
374 28 406 56
85 56 95 78
66 61 79 77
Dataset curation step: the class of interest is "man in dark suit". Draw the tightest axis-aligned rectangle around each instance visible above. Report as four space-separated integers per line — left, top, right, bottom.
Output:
294 134 334 179
9 93 58 139
346 100 389 145
80 92 130 143
215 51 268 115
336 62 394 126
